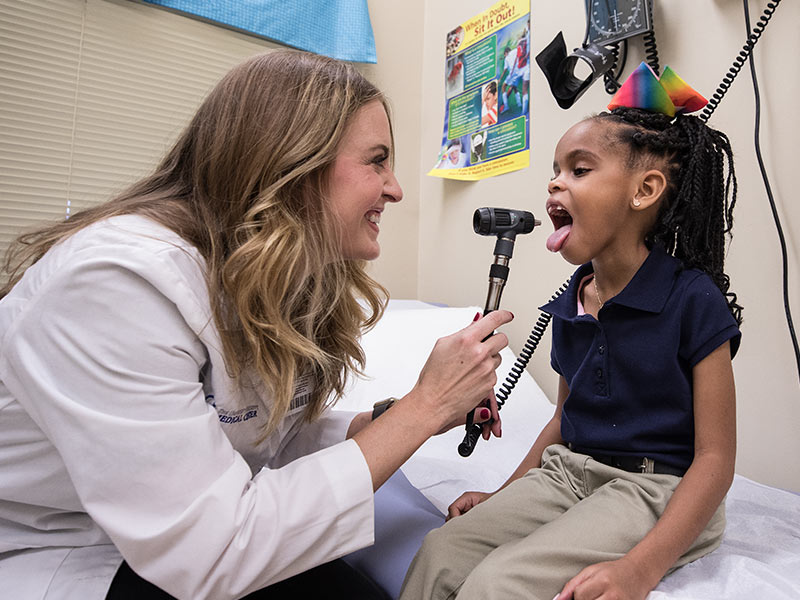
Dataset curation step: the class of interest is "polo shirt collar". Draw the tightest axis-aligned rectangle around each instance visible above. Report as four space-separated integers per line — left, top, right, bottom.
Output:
540 245 682 318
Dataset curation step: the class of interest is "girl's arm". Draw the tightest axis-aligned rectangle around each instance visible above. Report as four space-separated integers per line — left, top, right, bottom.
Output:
447 376 568 518
557 341 736 600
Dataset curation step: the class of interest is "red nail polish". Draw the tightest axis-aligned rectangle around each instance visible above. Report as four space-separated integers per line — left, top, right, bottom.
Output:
473 312 481 322
480 408 490 419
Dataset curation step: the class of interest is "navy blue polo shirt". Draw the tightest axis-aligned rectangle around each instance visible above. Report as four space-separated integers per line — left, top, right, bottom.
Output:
540 245 741 471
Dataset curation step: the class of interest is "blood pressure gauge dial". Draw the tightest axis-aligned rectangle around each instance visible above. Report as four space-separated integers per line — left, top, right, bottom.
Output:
586 0 652 45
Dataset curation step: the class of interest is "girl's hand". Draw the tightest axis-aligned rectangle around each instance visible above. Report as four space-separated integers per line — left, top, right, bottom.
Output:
555 557 651 600
446 490 493 520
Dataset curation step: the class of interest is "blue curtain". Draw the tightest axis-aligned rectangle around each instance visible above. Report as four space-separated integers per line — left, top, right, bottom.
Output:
142 0 377 63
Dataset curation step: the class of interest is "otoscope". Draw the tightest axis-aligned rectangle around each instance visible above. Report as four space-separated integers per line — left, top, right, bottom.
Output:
458 207 540 457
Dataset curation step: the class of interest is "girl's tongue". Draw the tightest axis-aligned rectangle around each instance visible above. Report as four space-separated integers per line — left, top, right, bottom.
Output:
546 224 571 253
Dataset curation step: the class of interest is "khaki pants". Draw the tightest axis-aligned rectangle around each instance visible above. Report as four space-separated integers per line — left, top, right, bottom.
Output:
399 444 725 600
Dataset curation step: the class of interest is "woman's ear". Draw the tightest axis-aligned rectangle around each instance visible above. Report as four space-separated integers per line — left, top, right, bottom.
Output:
632 169 667 210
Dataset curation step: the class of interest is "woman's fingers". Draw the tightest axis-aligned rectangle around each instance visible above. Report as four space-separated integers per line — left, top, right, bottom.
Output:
483 331 509 357
471 405 492 424
469 310 514 340
484 394 502 439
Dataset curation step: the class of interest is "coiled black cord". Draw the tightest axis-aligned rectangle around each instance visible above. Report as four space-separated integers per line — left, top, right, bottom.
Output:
602 0 657 95
700 0 782 123
495 281 570 408
642 29 660 76
602 41 627 95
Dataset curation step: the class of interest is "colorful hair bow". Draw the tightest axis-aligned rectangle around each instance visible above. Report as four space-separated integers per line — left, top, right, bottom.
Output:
607 62 707 117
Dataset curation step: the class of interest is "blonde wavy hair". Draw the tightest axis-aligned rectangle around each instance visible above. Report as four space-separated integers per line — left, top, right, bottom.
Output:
1 50 390 435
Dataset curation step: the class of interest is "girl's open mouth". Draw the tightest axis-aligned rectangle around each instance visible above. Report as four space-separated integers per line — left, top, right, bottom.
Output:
546 203 572 253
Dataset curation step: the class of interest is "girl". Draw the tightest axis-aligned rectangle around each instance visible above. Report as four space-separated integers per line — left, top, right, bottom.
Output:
400 90 741 599
0 50 509 600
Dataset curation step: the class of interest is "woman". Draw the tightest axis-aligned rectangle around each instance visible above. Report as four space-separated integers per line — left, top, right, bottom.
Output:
0 50 511 600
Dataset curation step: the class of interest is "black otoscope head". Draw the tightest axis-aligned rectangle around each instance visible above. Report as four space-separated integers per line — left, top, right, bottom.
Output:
473 207 539 240
474 207 540 259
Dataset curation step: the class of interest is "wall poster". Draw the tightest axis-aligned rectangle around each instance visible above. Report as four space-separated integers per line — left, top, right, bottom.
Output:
429 0 531 181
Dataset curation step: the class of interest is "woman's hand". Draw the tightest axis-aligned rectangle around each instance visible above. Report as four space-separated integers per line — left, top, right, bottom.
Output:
412 310 512 435
446 490 493 520
351 310 512 491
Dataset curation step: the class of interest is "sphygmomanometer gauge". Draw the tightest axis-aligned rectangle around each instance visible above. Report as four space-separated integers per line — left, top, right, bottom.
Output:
586 0 652 45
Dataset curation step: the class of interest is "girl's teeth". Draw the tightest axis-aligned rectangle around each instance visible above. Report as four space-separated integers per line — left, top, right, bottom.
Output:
367 212 381 224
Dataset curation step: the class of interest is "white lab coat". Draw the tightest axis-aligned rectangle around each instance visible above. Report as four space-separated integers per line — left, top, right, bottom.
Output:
0 215 375 600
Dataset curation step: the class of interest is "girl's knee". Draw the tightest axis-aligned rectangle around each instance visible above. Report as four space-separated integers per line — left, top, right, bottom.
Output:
402 525 479 600
413 524 459 567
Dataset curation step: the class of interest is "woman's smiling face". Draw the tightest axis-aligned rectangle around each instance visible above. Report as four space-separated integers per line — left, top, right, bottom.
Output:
327 100 403 261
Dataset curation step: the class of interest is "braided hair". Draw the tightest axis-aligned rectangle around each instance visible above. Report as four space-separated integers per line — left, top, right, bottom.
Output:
594 107 743 326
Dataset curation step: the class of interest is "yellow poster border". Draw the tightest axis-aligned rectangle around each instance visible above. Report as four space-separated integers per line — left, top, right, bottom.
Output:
458 0 530 52
428 150 529 182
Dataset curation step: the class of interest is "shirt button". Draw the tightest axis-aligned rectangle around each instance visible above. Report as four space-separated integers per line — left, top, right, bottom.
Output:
596 368 603 378
598 345 605 354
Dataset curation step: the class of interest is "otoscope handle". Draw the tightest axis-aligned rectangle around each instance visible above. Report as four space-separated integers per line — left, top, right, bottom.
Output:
458 423 485 457
458 304 495 457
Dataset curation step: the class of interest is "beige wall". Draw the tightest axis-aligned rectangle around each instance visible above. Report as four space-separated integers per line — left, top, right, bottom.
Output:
368 0 800 493
359 0 426 298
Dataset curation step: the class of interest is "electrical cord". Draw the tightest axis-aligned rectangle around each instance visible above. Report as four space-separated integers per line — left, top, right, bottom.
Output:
740 0 800 385
603 40 627 94
599 0 655 95
642 29 660 76
700 0 781 123
495 281 570 408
